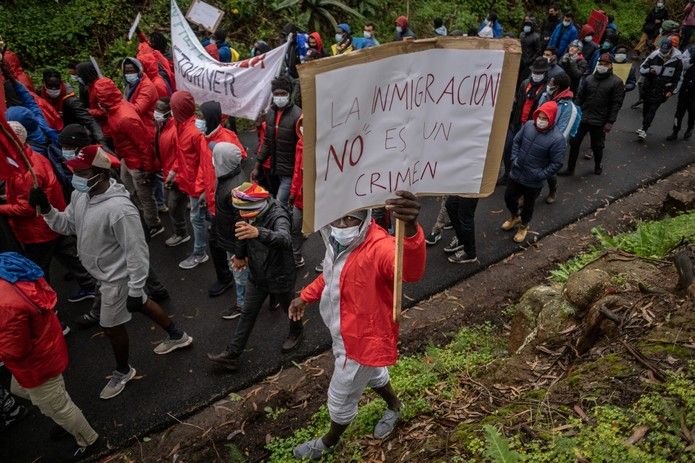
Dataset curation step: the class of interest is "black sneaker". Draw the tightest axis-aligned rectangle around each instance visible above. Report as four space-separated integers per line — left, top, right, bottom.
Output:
315 264 323 273
448 250 479 264
207 351 239 371
443 237 464 254
2 404 27 429
425 231 442 245
74 309 99 329
443 222 453 230
594 166 603 175
282 331 304 353
67 288 95 303
208 280 234 297
295 257 306 268
221 305 242 320
149 224 166 238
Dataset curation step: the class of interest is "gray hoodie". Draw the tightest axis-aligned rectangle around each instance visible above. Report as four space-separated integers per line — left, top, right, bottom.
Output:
43 179 149 297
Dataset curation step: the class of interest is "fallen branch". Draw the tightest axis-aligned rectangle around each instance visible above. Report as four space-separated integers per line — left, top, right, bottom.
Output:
620 340 666 382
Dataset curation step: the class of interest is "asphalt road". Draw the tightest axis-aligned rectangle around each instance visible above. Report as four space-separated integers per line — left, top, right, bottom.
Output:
1 91 693 462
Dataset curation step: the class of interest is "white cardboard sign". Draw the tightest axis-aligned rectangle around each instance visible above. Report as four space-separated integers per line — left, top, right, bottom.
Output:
171 0 288 119
185 0 224 32
310 48 505 230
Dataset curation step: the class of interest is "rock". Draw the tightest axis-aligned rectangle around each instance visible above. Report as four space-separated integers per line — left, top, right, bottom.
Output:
508 285 575 353
662 190 695 216
564 268 612 315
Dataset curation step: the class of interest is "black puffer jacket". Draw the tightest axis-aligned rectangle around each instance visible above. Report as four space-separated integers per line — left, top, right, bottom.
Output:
576 70 625 126
520 32 542 69
639 49 683 103
61 94 105 144
257 104 301 177
215 166 245 253
233 199 295 293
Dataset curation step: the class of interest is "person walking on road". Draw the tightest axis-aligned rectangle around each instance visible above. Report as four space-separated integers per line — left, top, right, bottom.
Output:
667 46 695 141
636 1 669 55
502 101 565 243
561 53 625 175
0 252 99 462
288 191 426 460
637 38 682 142
207 182 303 371
29 145 193 400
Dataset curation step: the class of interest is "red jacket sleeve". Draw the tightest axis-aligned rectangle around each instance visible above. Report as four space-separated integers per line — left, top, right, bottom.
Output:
376 224 427 283
0 171 37 217
290 142 303 199
0 304 31 362
300 274 325 303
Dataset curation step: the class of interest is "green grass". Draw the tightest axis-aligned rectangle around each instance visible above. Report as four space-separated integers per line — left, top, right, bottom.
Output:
549 211 695 283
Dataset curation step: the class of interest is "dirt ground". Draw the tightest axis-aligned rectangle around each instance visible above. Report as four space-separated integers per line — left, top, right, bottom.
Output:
100 165 695 463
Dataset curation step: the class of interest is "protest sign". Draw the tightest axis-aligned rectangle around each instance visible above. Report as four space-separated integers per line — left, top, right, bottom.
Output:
298 38 521 233
128 13 141 41
171 0 288 119
186 0 224 32
588 10 609 45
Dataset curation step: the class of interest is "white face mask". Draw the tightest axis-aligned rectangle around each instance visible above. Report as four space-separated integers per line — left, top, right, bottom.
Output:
330 225 360 247
154 110 170 123
335 33 344 43
195 118 207 133
536 118 549 130
363 31 373 39
523 26 532 33
584 35 593 43
563 20 571 27
595 65 610 74
396 26 403 34
546 85 557 95
614 53 627 63
62 149 76 160
273 95 290 108
531 72 545 83
124 73 139 85
69 75 79 83
46 88 61 98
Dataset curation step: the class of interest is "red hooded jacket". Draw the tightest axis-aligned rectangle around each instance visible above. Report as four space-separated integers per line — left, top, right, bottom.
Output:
170 91 209 196
0 148 66 244
156 117 178 180
125 72 158 146
137 34 176 91
290 119 303 209
139 53 171 99
0 277 68 389
4 51 35 92
309 32 324 54
94 78 158 172
205 43 220 60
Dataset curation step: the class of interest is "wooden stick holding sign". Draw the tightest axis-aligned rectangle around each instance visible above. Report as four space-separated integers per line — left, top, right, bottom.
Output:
392 218 405 323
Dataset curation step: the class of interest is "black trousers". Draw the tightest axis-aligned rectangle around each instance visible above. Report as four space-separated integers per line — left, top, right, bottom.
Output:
208 216 233 284
673 89 695 133
23 237 95 290
227 280 303 356
445 197 479 258
642 100 663 132
505 179 542 225
568 122 605 171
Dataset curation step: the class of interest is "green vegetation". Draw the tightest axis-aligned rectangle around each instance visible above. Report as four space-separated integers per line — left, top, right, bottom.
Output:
549 210 695 283
265 323 503 462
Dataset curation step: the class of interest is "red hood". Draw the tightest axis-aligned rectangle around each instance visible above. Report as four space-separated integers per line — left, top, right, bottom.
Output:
553 88 574 101
171 91 195 123
533 101 558 130
310 32 324 53
93 77 123 109
138 53 160 80
3 51 24 77
396 16 409 28
580 24 595 39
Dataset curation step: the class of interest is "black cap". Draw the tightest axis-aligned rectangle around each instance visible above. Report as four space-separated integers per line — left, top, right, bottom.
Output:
58 124 92 149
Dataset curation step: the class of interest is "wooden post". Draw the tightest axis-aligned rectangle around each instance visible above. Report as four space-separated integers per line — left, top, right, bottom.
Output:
393 218 405 323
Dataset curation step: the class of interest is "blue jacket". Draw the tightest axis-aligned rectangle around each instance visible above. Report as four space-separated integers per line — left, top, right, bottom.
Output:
538 91 582 141
549 23 578 55
510 120 566 188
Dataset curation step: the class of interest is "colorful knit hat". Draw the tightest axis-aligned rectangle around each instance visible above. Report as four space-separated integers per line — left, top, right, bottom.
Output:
232 182 270 219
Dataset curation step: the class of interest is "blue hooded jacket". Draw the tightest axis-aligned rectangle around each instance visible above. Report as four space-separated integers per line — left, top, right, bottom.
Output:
549 22 578 55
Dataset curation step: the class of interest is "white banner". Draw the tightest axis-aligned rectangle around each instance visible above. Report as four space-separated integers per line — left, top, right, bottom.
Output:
311 48 506 230
170 0 288 119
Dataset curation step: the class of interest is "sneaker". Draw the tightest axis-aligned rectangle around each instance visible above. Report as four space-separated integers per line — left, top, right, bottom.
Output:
99 367 136 400
207 351 239 371
295 257 306 268
636 128 647 141
293 437 336 460
374 408 401 439
153 332 193 355
61 322 71 336
179 253 209 270
630 100 642 109
157 204 169 213
315 263 323 273
443 237 464 254
208 280 234 297
448 250 479 264
57 437 100 462
149 224 166 238
165 233 191 247
221 305 242 320
67 288 95 303
513 225 529 243
594 166 603 175
684 129 692 140
425 231 442 245
443 221 453 230
74 309 99 329
666 131 679 141
500 216 521 231
545 191 557 204
282 331 304 353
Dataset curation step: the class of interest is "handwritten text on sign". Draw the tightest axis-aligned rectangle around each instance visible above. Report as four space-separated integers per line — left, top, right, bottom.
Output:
313 48 505 229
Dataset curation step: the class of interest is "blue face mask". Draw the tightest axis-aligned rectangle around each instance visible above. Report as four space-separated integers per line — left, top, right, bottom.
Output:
195 119 207 133
62 149 76 160
71 173 100 193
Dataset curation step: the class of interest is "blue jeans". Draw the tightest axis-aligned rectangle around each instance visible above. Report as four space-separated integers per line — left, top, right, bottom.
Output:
189 196 209 256
153 173 165 207
227 252 249 308
276 175 292 204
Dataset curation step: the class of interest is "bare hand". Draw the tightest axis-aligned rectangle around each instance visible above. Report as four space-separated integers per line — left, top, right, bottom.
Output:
385 191 420 236
665 92 673 98
250 166 260 182
288 297 307 321
235 221 259 240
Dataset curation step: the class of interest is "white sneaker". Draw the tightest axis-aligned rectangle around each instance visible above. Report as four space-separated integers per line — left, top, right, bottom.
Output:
99 367 136 400
153 333 193 355
637 128 647 140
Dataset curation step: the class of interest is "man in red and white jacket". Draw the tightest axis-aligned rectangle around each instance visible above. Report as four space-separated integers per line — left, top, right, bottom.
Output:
288 191 426 459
